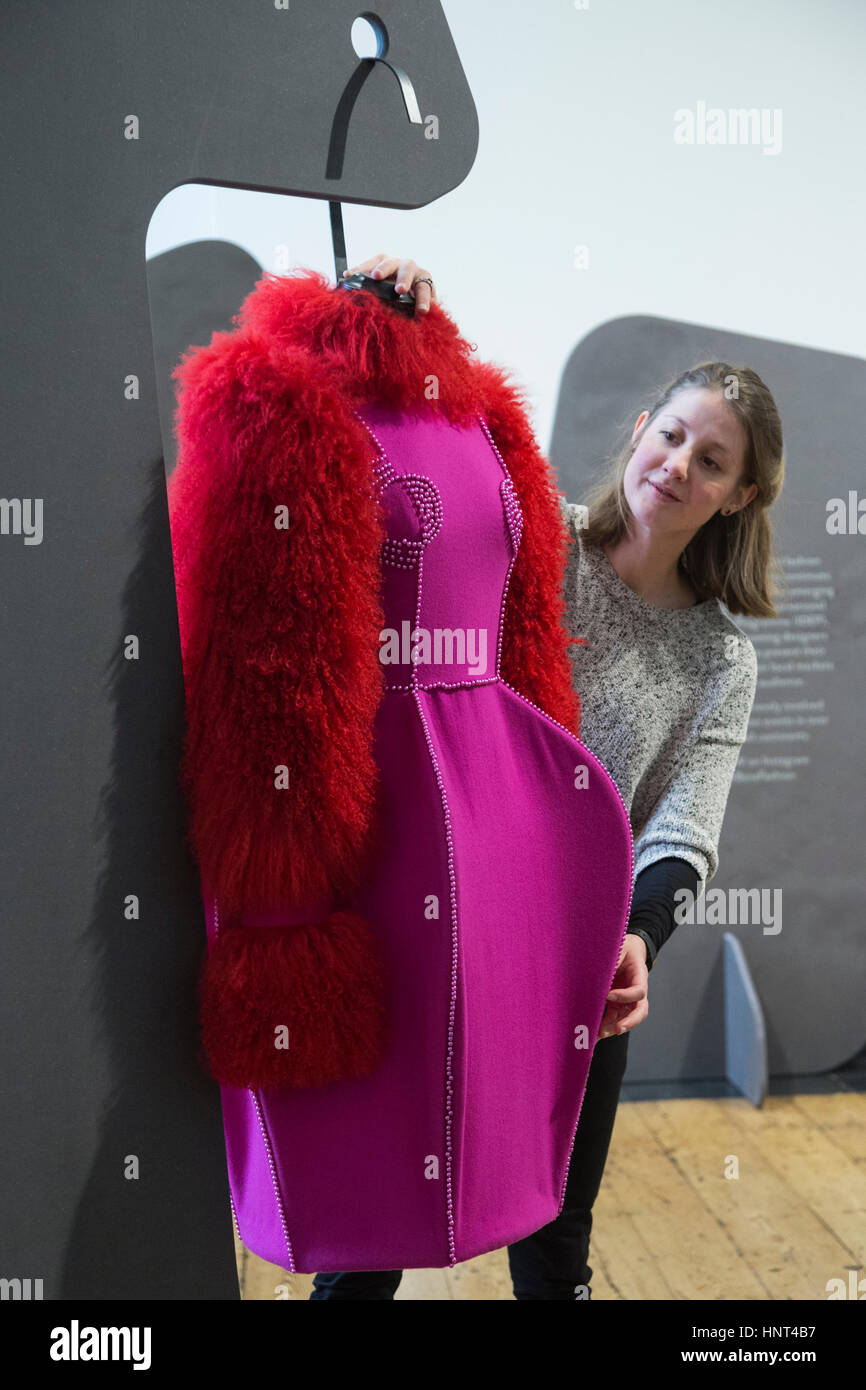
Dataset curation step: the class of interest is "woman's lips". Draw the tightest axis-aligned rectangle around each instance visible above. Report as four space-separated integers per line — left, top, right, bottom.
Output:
648 479 678 501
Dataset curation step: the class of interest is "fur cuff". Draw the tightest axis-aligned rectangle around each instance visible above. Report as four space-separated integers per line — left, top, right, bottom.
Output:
197 911 388 1090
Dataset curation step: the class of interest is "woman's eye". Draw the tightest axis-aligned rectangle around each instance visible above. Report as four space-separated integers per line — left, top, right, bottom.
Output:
660 429 718 469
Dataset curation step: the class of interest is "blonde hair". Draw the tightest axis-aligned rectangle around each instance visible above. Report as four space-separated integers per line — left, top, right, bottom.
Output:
578 362 785 617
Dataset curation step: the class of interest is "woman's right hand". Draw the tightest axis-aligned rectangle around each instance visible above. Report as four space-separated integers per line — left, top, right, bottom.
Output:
596 935 649 1040
341 253 438 313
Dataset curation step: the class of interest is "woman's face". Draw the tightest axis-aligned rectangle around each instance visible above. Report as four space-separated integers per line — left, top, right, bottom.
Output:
623 387 758 537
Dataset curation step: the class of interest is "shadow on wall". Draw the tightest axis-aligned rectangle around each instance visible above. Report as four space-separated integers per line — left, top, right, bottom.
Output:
60 242 263 1298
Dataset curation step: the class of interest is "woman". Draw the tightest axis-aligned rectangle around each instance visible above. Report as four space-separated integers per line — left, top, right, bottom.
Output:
310 254 785 1300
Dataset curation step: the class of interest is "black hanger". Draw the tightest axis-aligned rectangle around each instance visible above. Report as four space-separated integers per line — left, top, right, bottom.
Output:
327 32 423 317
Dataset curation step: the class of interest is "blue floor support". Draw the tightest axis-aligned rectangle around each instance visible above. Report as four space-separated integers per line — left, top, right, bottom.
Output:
723 932 768 1107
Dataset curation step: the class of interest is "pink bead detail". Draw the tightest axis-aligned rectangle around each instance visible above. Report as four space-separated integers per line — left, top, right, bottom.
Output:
476 415 521 677
357 414 443 571
412 690 459 1267
499 475 524 554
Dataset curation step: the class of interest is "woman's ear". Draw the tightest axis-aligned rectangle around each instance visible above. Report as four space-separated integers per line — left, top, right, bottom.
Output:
632 408 650 440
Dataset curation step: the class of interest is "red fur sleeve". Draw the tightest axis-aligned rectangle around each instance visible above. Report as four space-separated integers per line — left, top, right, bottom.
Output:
167 328 386 919
471 362 581 734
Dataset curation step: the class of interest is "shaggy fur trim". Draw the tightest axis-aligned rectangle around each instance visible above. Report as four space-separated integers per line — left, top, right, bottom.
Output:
168 326 387 918
237 267 484 419
198 912 388 1089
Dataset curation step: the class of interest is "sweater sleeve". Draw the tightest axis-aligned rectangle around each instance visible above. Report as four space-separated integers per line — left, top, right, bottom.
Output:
626 856 700 970
632 638 758 889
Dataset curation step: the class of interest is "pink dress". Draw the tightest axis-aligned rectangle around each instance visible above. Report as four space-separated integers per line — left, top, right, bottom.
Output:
202 402 634 1272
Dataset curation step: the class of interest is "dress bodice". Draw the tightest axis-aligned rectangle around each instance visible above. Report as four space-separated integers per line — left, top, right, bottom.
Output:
356 404 523 690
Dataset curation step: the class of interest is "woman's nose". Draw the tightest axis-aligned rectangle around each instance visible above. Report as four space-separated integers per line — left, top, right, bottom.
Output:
664 451 689 478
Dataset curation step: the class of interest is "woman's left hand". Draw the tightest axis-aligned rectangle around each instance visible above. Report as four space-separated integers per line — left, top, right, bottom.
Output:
341 253 438 313
596 934 649 1040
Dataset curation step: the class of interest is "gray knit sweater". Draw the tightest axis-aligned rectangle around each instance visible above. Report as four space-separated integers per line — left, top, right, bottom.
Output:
559 499 758 889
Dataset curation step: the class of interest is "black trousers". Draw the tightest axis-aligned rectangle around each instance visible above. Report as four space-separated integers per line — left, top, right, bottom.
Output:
309 1030 630 1300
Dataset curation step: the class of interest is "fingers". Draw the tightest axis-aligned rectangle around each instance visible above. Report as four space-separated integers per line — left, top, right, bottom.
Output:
402 263 428 312
597 938 651 1039
342 254 401 282
341 254 438 314
404 263 438 314
343 252 390 277
606 983 646 1002
597 996 649 1040
597 993 649 1040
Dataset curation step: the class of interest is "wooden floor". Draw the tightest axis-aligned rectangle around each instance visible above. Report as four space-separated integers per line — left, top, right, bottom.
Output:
231 1090 866 1300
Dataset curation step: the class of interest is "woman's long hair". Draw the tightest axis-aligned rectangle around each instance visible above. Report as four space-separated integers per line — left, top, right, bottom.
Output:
578 362 785 617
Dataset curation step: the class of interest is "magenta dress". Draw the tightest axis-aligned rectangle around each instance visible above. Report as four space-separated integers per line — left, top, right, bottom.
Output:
202 403 634 1272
